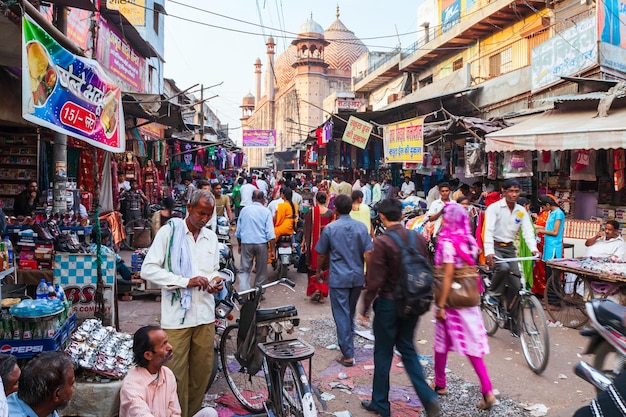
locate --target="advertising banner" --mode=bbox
[243,129,276,147]
[341,116,372,149]
[384,117,424,163]
[22,15,125,153]
[106,0,146,26]
[96,16,145,92]
[441,0,461,33]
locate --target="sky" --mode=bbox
[163,0,420,144]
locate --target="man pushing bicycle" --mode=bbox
[483,179,539,334]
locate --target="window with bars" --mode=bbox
[489,47,512,77]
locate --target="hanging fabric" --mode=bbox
[464,142,486,177]
[537,150,555,172]
[570,149,597,181]
[502,151,533,178]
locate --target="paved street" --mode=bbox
[115,245,598,416]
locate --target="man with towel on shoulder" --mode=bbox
[142,189,223,417]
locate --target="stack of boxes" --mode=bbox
[597,205,626,238]
[17,229,54,270]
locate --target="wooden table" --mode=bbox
[545,258,626,328]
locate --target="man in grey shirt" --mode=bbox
[315,194,372,367]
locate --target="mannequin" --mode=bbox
[123,151,142,189]
[142,159,161,204]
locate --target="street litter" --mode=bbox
[329,382,353,390]
[320,392,335,401]
[338,372,347,380]
[334,411,352,417]
[299,327,310,332]
[558,374,568,379]
[355,330,375,341]
[326,343,339,350]
[524,403,549,416]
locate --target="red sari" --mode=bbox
[304,205,335,297]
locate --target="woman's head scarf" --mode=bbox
[435,203,478,266]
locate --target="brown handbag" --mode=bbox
[433,265,480,308]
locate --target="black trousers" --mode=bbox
[490,244,522,316]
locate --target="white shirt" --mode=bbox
[401,181,415,197]
[0,376,7,417]
[352,180,362,191]
[256,179,269,196]
[240,183,256,206]
[268,198,284,216]
[118,180,130,193]
[141,220,220,329]
[291,191,303,207]
[585,236,626,258]
[427,199,453,236]
[362,185,372,206]
[483,198,538,256]
[426,186,440,208]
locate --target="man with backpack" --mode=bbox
[359,198,441,417]
[315,194,372,367]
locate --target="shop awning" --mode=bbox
[485,107,626,152]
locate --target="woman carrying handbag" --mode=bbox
[431,203,496,410]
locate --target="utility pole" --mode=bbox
[52,5,67,214]
[199,84,204,140]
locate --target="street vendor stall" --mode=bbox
[545,257,626,329]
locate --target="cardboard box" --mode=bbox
[19,260,38,270]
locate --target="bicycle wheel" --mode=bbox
[220,324,269,412]
[124,219,153,251]
[280,361,316,417]
[519,294,550,374]
[544,272,588,328]
[480,299,499,337]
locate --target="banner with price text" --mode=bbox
[22,15,125,152]
[383,117,424,163]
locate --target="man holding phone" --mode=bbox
[142,189,224,417]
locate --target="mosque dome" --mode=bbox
[242,92,255,106]
[324,18,368,71]
[298,17,325,39]
[271,14,367,89]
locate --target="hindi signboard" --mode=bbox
[22,15,125,153]
[243,129,276,147]
[106,0,146,26]
[341,116,372,149]
[384,117,424,163]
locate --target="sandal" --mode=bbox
[336,357,354,367]
[477,393,496,410]
[311,290,321,302]
[429,382,447,395]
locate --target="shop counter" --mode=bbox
[60,378,122,417]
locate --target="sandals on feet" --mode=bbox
[336,356,354,367]
[477,393,496,410]
[429,382,447,395]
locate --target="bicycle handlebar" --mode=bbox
[235,278,296,298]
[493,255,539,263]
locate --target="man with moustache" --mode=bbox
[7,351,75,417]
[119,325,217,417]
[141,189,223,417]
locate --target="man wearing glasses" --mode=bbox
[483,179,539,333]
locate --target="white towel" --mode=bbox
[166,218,193,324]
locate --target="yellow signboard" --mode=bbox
[341,116,372,149]
[384,117,424,163]
[106,0,146,26]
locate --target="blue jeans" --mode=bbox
[371,297,437,416]
[329,286,361,360]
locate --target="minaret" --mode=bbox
[266,36,275,103]
[254,58,262,108]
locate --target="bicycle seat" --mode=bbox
[256,305,298,324]
[594,298,626,334]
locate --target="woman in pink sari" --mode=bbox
[303,192,335,303]
[432,203,495,410]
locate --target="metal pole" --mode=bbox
[52,5,67,214]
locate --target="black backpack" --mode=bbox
[387,229,434,318]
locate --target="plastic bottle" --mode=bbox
[3,237,13,268]
[47,282,56,299]
[55,284,65,301]
[36,279,49,300]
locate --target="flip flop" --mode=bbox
[336,357,354,367]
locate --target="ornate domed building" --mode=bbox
[241,9,368,168]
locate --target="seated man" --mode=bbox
[7,351,75,417]
[584,220,626,259]
[119,325,217,417]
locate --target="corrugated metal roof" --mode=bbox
[534,92,606,102]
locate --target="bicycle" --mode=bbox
[220,278,318,417]
[479,256,550,374]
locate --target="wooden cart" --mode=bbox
[544,258,626,328]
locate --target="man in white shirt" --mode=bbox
[141,189,223,417]
[585,220,626,258]
[290,182,303,207]
[426,181,441,208]
[240,177,257,207]
[484,179,538,332]
[370,178,382,205]
[399,177,415,198]
[268,196,284,216]
[256,175,269,197]
[426,182,453,237]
